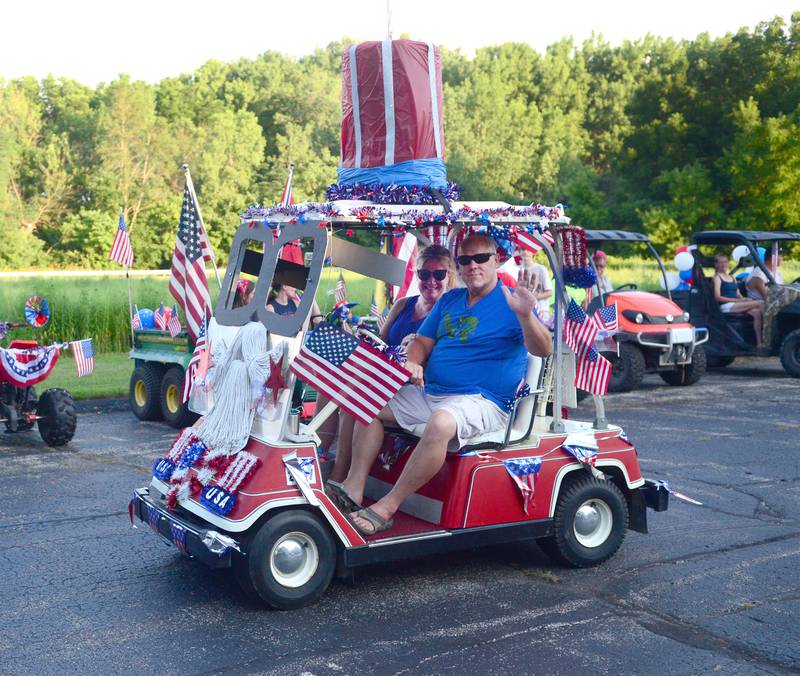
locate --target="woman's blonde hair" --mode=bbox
[416,244,456,289]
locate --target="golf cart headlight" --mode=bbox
[682,311,690,322]
[666,314,674,323]
[634,312,644,324]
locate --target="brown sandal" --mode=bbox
[348,506,394,536]
[324,480,362,513]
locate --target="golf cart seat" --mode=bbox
[391,354,545,451]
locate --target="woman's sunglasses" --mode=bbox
[456,252,494,266]
[417,269,448,281]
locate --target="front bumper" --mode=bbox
[129,487,240,569]
[628,479,670,534]
[635,327,709,366]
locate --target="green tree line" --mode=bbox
[1,14,798,270]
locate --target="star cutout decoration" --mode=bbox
[265,355,286,406]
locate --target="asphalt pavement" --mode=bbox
[1,358,799,675]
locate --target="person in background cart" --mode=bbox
[713,253,765,350]
[746,247,784,301]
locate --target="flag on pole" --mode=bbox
[391,232,419,300]
[109,209,134,267]
[592,303,618,332]
[290,323,410,426]
[280,163,294,207]
[377,307,389,331]
[564,300,599,360]
[169,183,212,342]
[502,457,542,514]
[574,345,612,396]
[154,303,167,330]
[334,272,348,308]
[167,304,182,338]
[131,304,142,330]
[182,314,207,402]
[369,295,379,318]
[511,227,555,255]
[71,339,94,377]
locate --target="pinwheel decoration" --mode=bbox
[24,295,50,328]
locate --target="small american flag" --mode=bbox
[71,338,94,377]
[109,210,134,267]
[290,323,410,425]
[511,227,555,255]
[502,457,542,514]
[131,305,142,330]
[334,272,347,308]
[369,295,379,318]
[574,345,612,396]
[564,300,598,360]
[169,182,212,342]
[182,315,207,402]
[167,304,182,338]
[154,303,167,330]
[377,307,389,331]
[593,303,618,332]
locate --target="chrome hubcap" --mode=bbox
[269,532,319,588]
[573,500,613,548]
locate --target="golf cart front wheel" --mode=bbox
[238,509,335,610]
[779,329,800,378]
[605,343,645,392]
[36,388,77,446]
[539,476,628,568]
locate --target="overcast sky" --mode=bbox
[2,0,796,86]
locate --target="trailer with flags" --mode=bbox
[130,38,672,611]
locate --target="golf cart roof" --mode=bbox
[584,230,650,243]
[241,200,570,227]
[691,231,800,245]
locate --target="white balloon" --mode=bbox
[660,271,682,290]
[674,251,694,271]
[731,245,749,263]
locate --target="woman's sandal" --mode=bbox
[324,480,362,513]
[348,507,394,536]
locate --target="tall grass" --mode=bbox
[3,258,797,352]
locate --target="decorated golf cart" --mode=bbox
[129,38,670,609]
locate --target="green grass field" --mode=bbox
[34,351,131,400]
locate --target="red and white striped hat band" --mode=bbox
[340,39,445,170]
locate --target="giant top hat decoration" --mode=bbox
[326,39,461,204]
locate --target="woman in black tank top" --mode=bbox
[712,253,765,348]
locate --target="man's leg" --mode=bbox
[328,412,355,483]
[351,409,457,529]
[340,406,397,505]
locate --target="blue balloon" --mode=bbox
[136,308,155,329]
[676,282,690,291]
[679,269,693,281]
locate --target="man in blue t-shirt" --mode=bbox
[339,233,553,536]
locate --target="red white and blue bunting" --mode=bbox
[502,456,543,514]
[0,345,60,387]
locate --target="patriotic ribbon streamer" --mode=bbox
[656,479,703,506]
[561,444,605,480]
[201,452,260,516]
[502,457,543,514]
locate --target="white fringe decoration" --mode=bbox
[196,322,273,457]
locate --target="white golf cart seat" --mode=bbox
[396,353,545,451]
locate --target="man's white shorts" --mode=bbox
[387,385,508,451]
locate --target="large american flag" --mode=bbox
[290,323,410,425]
[511,227,555,255]
[71,338,94,377]
[182,314,207,402]
[108,210,134,267]
[169,183,212,342]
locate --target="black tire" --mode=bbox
[706,355,735,369]
[36,388,77,447]
[3,386,37,432]
[779,329,800,378]
[539,476,628,568]
[159,366,199,428]
[605,343,645,392]
[658,345,706,386]
[129,363,164,421]
[239,510,336,610]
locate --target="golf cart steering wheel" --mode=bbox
[615,283,638,291]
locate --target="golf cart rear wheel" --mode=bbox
[659,345,706,386]
[605,343,645,392]
[779,329,800,378]
[539,476,628,568]
[129,364,164,421]
[240,509,335,610]
[159,366,198,428]
[36,388,77,447]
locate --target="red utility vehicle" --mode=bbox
[130,206,669,609]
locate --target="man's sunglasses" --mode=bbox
[456,252,494,266]
[417,269,448,281]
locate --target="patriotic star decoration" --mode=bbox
[264,355,286,406]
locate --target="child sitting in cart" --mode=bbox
[334,234,553,536]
